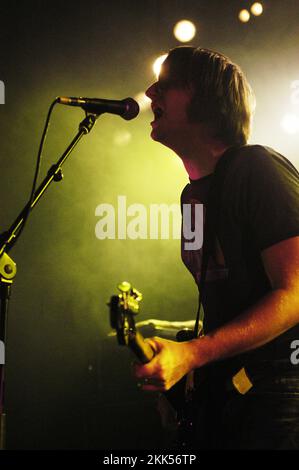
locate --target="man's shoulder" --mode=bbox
[223,144,299,182]
[226,144,283,169]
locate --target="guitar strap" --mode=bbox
[193,145,242,339]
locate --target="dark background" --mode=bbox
[0,0,298,449]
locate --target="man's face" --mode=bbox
[145,73,194,151]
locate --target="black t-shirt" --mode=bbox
[181,144,299,367]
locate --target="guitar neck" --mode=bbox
[128,330,155,364]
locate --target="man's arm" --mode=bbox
[134,236,299,391]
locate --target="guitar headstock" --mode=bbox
[108,281,143,346]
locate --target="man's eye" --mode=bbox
[157,79,182,92]
[157,80,170,91]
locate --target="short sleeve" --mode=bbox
[230,146,299,250]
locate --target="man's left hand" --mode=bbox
[133,336,196,392]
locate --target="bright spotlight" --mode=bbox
[281,113,299,135]
[134,92,151,112]
[251,2,263,16]
[239,9,250,23]
[153,54,168,79]
[173,20,196,43]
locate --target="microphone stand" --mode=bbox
[0,112,98,449]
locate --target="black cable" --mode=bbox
[9,98,59,246]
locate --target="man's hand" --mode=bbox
[133,336,196,392]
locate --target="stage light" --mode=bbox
[153,54,168,79]
[173,20,196,43]
[251,2,263,16]
[280,113,299,135]
[239,9,250,23]
[134,92,151,112]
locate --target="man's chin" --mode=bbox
[150,127,164,143]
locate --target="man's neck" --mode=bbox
[180,142,231,180]
[165,123,231,179]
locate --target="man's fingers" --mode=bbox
[133,356,160,379]
[137,377,165,392]
[139,384,165,392]
[144,336,163,354]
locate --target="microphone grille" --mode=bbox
[122,98,140,120]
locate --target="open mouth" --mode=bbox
[153,106,163,121]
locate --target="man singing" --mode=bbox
[134,46,299,449]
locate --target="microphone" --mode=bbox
[57,96,139,120]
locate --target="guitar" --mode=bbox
[108,281,198,448]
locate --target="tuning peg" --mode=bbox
[117,281,131,293]
[131,287,142,301]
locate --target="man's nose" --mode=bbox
[145,82,158,100]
